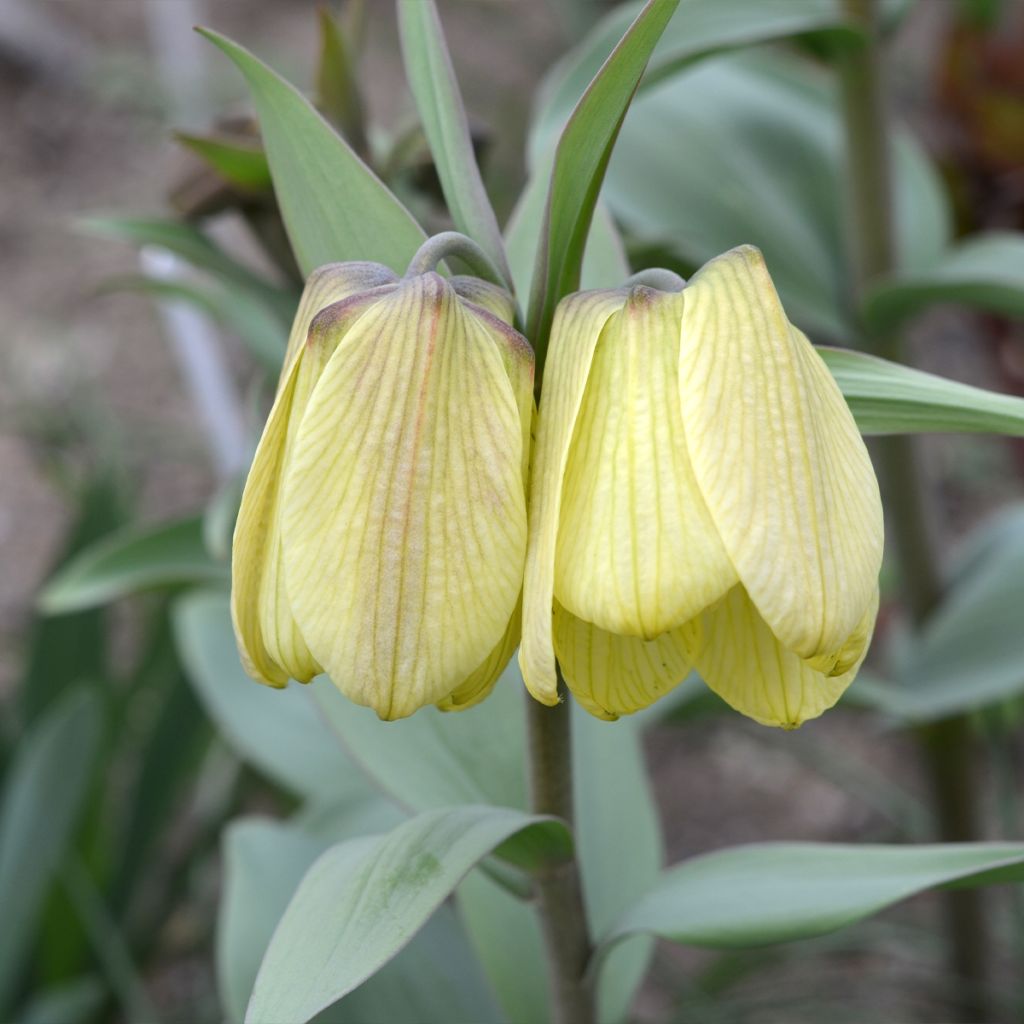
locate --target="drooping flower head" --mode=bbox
[232,259,532,720]
[520,246,883,728]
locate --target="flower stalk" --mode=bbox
[838,1,989,1017]
[527,687,596,1024]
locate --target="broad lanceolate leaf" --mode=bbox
[527,0,680,350]
[313,661,529,812]
[574,705,661,1022]
[864,231,1024,331]
[173,590,364,804]
[865,510,1024,723]
[599,841,1024,956]
[199,29,425,275]
[599,51,949,341]
[820,345,1024,437]
[532,0,858,159]
[398,0,511,287]
[0,689,102,1013]
[38,516,225,614]
[246,807,571,1024]
[220,818,497,1024]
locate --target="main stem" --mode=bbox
[527,691,596,1024]
[839,2,989,1018]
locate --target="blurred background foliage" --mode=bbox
[3,0,1024,1021]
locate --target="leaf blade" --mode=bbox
[397,0,511,286]
[820,345,1024,436]
[198,28,425,275]
[600,841,1024,954]
[246,807,570,1024]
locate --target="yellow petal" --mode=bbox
[519,289,627,705]
[451,276,517,325]
[231,287,390,687]
[437,601,522,712]
[281,274,529,720]
[689,584,878,728]
[679,246,883,661]
[555,286,737,639]
[278,262,398,385]
[553,603,693,720]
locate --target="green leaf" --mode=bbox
[312,663,529,811]
[38,516,225,614]
[456,870,550,1024]
[819,345,1024,436]
[598,51,949,340]
[599,841,1024,954]
[0,689,102,1013]
[246,807,571,1024]
[198,29,425,276]
[314,6,367,156]
[532,0,859,160]
[220,816,495,1024]
[864,231,1024,331]
[80,216,288,308]
[175,131,273,191]
[574,706,662,1022]
[173,590,363,803]
[867,513,1024,723]
[397,0,511,287]
[99,274,288,372]
[527,0,680,347]
[505,161,630,302]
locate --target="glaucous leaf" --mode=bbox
[246,807,571,1024]
[398,0,511,286]
[574,705,662,1022]
[600,841,1024,953]
[819,345,1024,436]
[199,29,425,275]
[598,51,949,341]
[312,660,529,811]
[173,590,363,803]
[38,517,225,614]
[864,231,1024,331]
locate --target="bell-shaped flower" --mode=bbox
[520,246,883,728]
[232,262,532,720]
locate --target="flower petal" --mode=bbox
[555,286,737,639]
[553,603,692,720]
[450,276,517,325]
[679,246,883,660]
[519,289,626,705]
[689,584,878,728]
[437,601,522,712]
[281,274,528,720]
[231,286,390,687]
[278,262,398,383]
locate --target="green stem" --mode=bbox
[838,2,989,1017]
[405,231,507,288]
[526,690,595,1024]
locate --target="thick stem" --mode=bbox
[623,267,687,292]
[526,692,596,1024]
[838,2,989,1018]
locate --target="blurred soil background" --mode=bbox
[2,1,1024,1022]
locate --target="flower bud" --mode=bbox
[232,263,532,720]
[521,246,883,728]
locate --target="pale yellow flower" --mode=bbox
[520,246,883,728]
[232,264,532,720]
